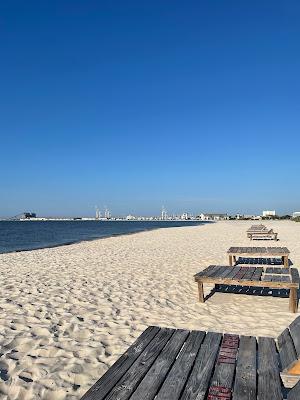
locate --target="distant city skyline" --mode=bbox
[0,205,297,220]
[1,1,300,216]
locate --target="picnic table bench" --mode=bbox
[247,225,279,240]
[81,320,300,400]
[194,265,299,312]
[247,224,267,234]
[227,247,290,268]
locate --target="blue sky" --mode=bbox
[1,1,300,217]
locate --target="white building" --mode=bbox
[262,210,276,217]
[292,212,300,219]
[200,213,229,221]
[126,214,136,220]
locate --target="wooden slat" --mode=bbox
[225,266,241,279]
[155,331,206,400]
[232,336,256,400]
[209,334,239,395]
[228,247,289,257]
[205,266,225,278]
[265,268,290,274]
[130,329,189,400]
[181,332,222,400]
[195,265,217,278]
[252,267,263,281]
[289,316,300,357]
[105,328,174,400]
[291,268,300,284]
[210,266,227,278]
[80,326,160,400]
[287,380,300,400]
[257,337,283,400]
[277,328,298,372]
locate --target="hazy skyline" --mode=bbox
[1,1,300,217]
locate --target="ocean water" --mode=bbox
[0,220,208,254]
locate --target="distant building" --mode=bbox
[181,212,189,220]
[236,214,261,220]
[21,212,37,219]
[262,210,276,217]
[126,214,136,220]
[200,213,229,221]
[292,212,300,219]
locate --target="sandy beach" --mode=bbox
[0,220,299,399]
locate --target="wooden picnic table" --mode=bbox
[81,323,300,400]
[247,224,268,233]
[194,265,299,312]
[227,246,290,267]
[247,225,278,240]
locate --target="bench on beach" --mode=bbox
[247,224,268,235]
[227,247,290,268]
[194,265,299,313]
[247,225,278,241]
[80,321,300,400]
[250,232,278,240]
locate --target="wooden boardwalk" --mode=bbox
[81,324,300,400]
[227,247,290,267]
[194,265,299,312]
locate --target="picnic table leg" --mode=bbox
[197,281,204,303]
[229,255,233,266]
[289,288,298,313]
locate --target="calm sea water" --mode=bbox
[0,220,208,254]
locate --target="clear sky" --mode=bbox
[1,1,300,217]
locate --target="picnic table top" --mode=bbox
[194,265,299,288]
[227,246,289,256]
[247,224,269,232]
[80,325,294,400]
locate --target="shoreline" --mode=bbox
[0,220,211,255]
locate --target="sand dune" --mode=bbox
[0,220,299,399]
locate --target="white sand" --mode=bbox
[0,220,299,399]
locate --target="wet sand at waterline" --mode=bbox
[0,220,299,399]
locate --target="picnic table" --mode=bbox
[227,246,290,267]
[81,322,300,400]
[194,265,299,312]
[247,224,268,233]
[247,225,278,240]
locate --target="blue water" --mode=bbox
[0,220,208,254]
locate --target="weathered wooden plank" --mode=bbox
[232,336,256,400]
[241,267,256,280]
[209,334,239,394]
[206,265,225,278]
[265,268,290,275]
[195,265,217,278]
[257,337,282,400]
[181,332,222,400]
[278,328,298,372]
[279,276,291,283]
[289,316,300,357]
[291,268,300,284]
[228,247,289,257]
[104,328,174,400]
[155,331,206,400]
[251,267,263,281]
[225,267,241,279]
[80,326,160,400]
[130,329,189,400]
[287,380,300,400]
[218,267,238,279]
